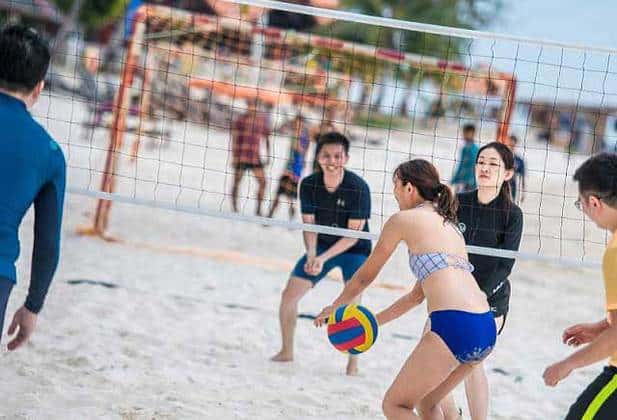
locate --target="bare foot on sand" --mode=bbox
[271,351,293,362]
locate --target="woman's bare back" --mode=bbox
[395,207,490,314]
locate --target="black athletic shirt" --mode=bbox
[457,191,523,316]
[300,170,371,255]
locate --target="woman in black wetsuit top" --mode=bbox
[442,141,524,420]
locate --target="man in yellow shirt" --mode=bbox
[543,153,617,419]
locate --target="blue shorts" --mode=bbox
[291,249,368,286]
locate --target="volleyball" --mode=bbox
[326,304,378,354]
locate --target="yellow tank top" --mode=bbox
[603,234,617,366]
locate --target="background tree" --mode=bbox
[52,0,127,36]
[318,0,503,60]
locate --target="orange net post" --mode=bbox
[78,9,147,238]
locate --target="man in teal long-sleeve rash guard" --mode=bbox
[0,25,66,351]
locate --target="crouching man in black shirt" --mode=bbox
[271,133,371,376]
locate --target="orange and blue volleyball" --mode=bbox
[326,304,378,354]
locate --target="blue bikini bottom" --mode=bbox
[430,309,496,364]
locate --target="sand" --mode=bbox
[0,90,610,419]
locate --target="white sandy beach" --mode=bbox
[0,91,611,419]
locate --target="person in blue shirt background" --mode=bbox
[0,25,66,351]
[268,113,311,220]
[451,124,480,193]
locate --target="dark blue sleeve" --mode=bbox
[349,179,371,220]
[299,177,316,214]
[25,151,66,314]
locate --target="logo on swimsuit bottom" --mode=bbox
[491,281,505,295]
[458,222,466,233]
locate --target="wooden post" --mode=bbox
[78,7,148,238]
[497,74,517,143]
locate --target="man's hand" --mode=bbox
[543,360,574,387]
[563,322,605,347]
[304,255,316,274]
[304,255,325,276]
[6,306,37,351]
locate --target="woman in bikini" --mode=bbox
[315,159,496,419]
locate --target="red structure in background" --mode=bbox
[82,4,517,238]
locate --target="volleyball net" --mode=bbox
[36,0,617,266]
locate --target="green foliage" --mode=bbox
[51,0,127,29]
[317,0,502,59]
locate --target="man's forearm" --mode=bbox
[303,231,318,256]
[26,254,58,314]
[318,237,359,261]
[566,325,617,370]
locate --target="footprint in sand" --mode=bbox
[122,347,139,358]
[17,366,35,377]
[65,356,90,368]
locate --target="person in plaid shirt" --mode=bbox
[231,99,271,215]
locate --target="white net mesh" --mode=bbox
[37,1,617,265]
